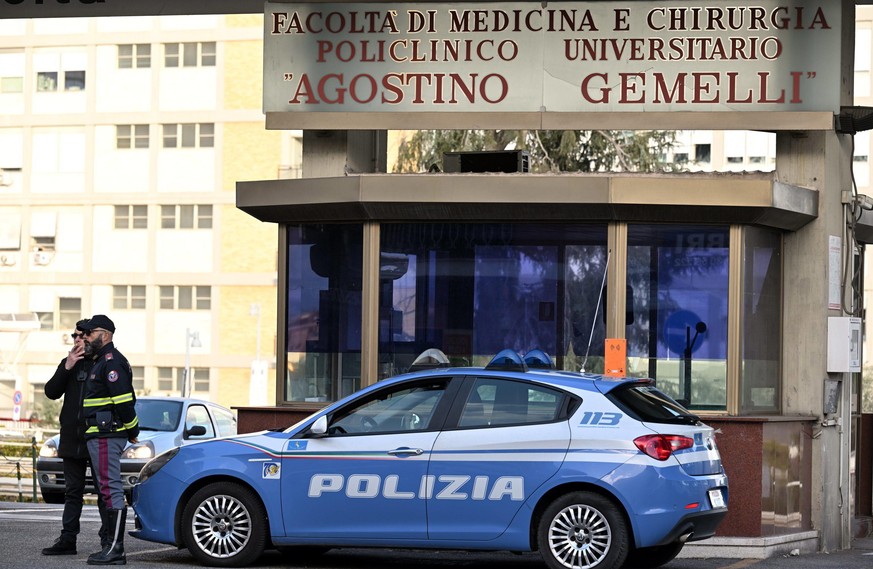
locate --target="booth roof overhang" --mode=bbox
[237,172,820,232]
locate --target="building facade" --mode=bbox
[0,14,297,421]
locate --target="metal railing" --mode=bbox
[0,438,38,502]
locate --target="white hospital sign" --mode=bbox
[263,1,841,129]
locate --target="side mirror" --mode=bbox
[185,425,207,438]
[310,415,328,436]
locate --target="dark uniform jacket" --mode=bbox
[44,357,93,459]
[82,342,139,440]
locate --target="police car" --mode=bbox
[130,349,728,569]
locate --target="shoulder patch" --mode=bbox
[108,370,119,382]
[105,353,114,360]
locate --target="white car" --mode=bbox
[37,396,236,504]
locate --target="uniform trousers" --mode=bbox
[86,437,127,510]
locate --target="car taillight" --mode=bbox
[634,434,694,461]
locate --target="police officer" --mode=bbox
[80,314,139,566]
[42,320,108,556]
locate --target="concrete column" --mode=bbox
[776,0,855,551]
[302,130,387,177]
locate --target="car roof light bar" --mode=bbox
[523,349,554,369]
[485,349,527,372]
[409,348,451,371]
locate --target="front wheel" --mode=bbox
[181,482,267,567]
[537,491,628,569]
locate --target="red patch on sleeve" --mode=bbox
[105,353,113,360]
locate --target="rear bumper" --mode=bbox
[657,507,729,545]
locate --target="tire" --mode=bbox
[181,482,267,567]
[537,491,629,569]
[41,490,64,504]
[623,542,684,569]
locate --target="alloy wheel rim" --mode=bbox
[547,504,612,569]
[191,494,252,559]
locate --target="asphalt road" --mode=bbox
[1,501,872,569]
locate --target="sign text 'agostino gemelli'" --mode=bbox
[262,1,840,118]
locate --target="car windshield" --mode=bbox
[135,400,183,432]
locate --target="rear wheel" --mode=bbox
[537,491,628,569]
[623,542,685,568]
[181,482,267,567]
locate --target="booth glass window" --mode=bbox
[285,224,363,403]
[626,225,729,411]
[740,227,782,413]
[378,223,608,377]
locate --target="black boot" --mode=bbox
[87,508,126,565]
[97,499,110,549]
[42,536,76,555]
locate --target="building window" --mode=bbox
[0,76,23,93]
[59,297,81,330]
[157,366,180,392]
[36,71,57,92]
[673,152,688,164]
[694,144,711,164]
[159,285,211,310]
[132,366,145,392]
[64,70,85,91]
[626,225,729,411]
[114,205,148,229]
[157,366,208,393]
[163,42,216,67]
[36,69,85,92]
[190,367,209,393]
[116,125,149,149]
[35,311,53,330]
[161,204,213,229]
[113,285,146,310]
[162,123,214,148]
[118,44,151,69]
[740,227,782,413]
[727,156,744,164]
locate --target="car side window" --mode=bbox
[185,404,215,439]
[458,377,563,428]
[212,407,238,437]
[328,380,448,435]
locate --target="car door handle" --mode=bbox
[387,447,423,456]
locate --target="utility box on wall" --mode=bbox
[827,317,862,373]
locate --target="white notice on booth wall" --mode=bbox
[828,235,841,310]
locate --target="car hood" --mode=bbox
[130,430,183,454]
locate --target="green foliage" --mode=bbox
[394,129,680,173]
[32,399,61,430]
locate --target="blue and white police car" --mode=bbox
[130,349,728,569]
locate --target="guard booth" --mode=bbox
[234,0,873,557]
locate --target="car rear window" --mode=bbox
[607,384,701,425]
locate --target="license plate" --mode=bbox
[708,488,725,509]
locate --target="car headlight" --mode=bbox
[39,439,58,458]
[122,441,155,460]
[138,447,180,484]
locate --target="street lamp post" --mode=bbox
[183,328,201,398]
